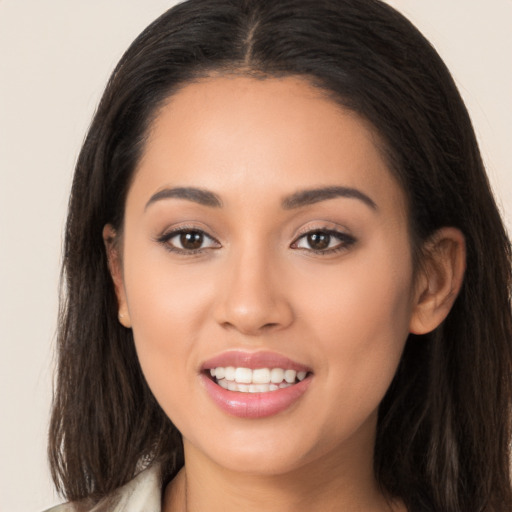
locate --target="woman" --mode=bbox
[47,0,512,511]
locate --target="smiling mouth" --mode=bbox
[207,367,310,393]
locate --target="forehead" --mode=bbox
[131,75,405,215]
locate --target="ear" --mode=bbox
[409,227,466,335]
[103,224,132,328]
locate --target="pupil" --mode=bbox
[308,232,330,250]
[180,231,203,249]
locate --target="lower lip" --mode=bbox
[201,374,312,418]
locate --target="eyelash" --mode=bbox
[291,228,356,255]
[156,226,356,256]
[156,226,220,255]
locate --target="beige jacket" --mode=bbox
[43,464,162,512]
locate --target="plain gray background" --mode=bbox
[0,1,510,511]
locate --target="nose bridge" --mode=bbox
[215,239,293,334]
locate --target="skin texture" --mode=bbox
[105,76,465,512]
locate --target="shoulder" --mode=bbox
[43,463,163,512]
[43,505,75,512]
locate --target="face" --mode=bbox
[112,76,418,477]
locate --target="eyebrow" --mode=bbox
[282,186,377,211]
[145,187,223,210]
[144,185,377,211]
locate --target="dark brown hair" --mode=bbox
[49,1,512,510]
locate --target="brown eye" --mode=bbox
[293,229,356,254]
[306,232,330,250]
[180,231,204,250]
[158,228,220,253]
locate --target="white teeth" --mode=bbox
[235,367,253,383]
[284,370,297,383]
[249,384,268,393]
[252,368,270,384]
[210,366,310,390]
[216,381,293,393]
[270,368,285,383]
[224,366,236,381]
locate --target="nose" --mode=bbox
[213,247,294,336]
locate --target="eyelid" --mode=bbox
[154,222,356,256]
[290,224,357,255]
[292,221,353,241]
[156,224,222,254]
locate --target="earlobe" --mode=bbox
[409,227,466,335]
[102,224,132,328]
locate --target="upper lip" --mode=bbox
[200,350,312,373]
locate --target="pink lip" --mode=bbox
[200,350,313,418]
[201,350,311,372]
[201,373,312,418]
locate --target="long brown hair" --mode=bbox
[49,1,512,510]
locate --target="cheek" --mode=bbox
[297,236,414,418]
[121,245,217,409]
[128,267,212,340]
[123,230,217,338]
